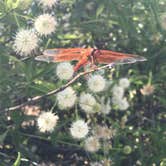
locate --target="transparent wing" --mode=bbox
[96,50,147,64]
[35,48,87,62]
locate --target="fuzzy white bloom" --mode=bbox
[100,97,111,115]
[57,87,77,110]
[34,14,57,36]
[56,62,74,80]
[70,120,89,139]
[37,111,59,133]
[112,85,124,99]
[84,136,100,152]
[119,78,130,89]
[112,97,129,110]
[117,97,129,110]
[14,29,38,56]
[79,93,99,114]
[38,0,57,9]
[87,75,106,92]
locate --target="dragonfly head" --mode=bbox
[88,49,101,64]
[91,49,101,58]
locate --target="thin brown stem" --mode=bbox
[1,64,112,112]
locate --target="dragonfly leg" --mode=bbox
[89,55,98,69]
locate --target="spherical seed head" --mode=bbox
[14,29,38,56]
[34,14,57,36]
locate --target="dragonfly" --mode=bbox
[35,48,147,72]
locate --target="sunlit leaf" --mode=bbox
[13,152,21,166]
[96,4,105,18]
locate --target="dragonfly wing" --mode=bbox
[35,48,86,63]
[96,50,147,65]
[35,54,55,63]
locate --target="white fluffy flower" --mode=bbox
[70,120,89,139]
[112,85,124,99]
[79,93,98,114]
[84,136,100,152]
[14,29,38,56]
[119,78,130,89]
[38,0,57,9]
[87,75,106,92]
[37,111,59,133]
[112,97,129,110]
[100,97,111,115]
[57,87,77,110]
[117,97,129,110]
[56,62,74,80]
[34,14,57,36]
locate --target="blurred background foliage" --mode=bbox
[0,0,166,165]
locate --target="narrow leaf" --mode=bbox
[13,152,21,166]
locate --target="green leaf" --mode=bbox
[160,158,166,166]
[57,33,81,40]
[96,4,105,18]
[0,131,8,144]
[6,0,20,9]
[13,152,21,166]
[0,1,6,13]
[11,111,23,125]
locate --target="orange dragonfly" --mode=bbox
[35,48,146,72]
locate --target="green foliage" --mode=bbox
[0,0,165,165]
[13,152,21,166]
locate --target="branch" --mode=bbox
[2,64,112,112]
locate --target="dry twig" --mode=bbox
[2,64,112,112]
